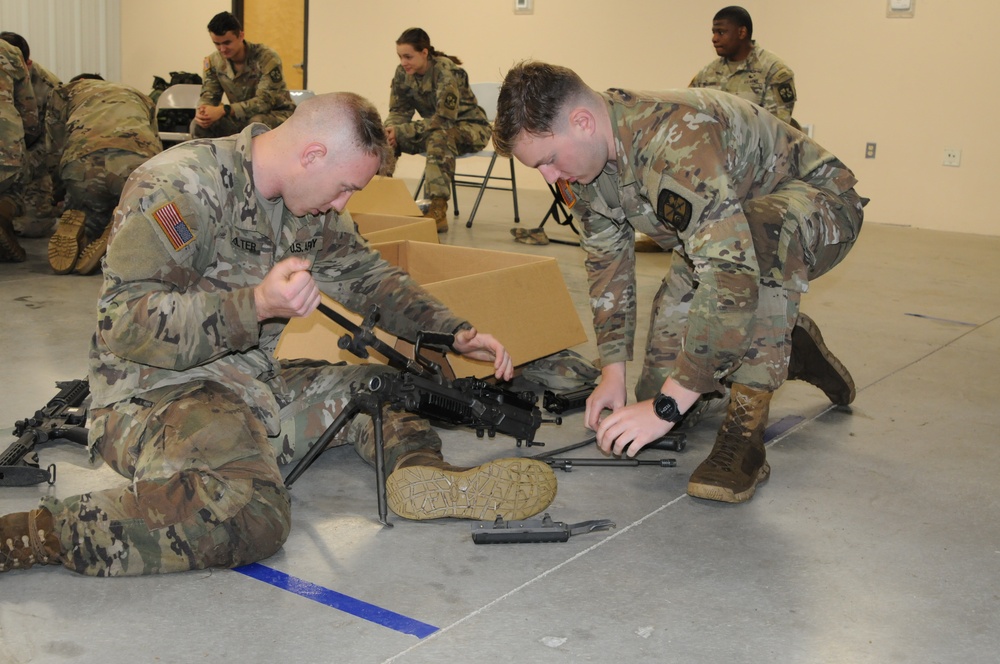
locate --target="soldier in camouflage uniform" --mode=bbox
[44,75,162,275]
[494,61,864,504]
[0,32,62,238]
[193,12,295,140]
[0,38,39,263]
[689,6,797,126]
[0,92,556,576]
[385,28,491,233]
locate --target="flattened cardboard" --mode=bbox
[345,176,423,217]
[275,241,587,378]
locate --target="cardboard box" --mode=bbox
[275,241,588,378]
[351,212,438,245]
[345,176,423,217]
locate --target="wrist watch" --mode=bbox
[652,393,684,423]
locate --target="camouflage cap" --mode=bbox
[520,348,601,391]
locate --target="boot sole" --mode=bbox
[792,314,856,405]
[75,225,111,275]
[687,461,771,503]
[48,211,87,274]
[386,458,557,521]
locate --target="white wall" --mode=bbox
[100,0,999,238]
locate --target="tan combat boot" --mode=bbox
[0,195,26,262]
[687,384,772,503]
[787,313,856,406]
[48,209,87,274]
[385,449,557,521]
[0,508,63,573]
[75,223,112,275]
[425,197,449,233]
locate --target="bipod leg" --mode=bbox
[284,400,362,488]
[358,392,393,528]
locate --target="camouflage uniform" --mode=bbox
[690,43,796,125]
[15,60,62,237]
[40,123,470,575]
[0,39,38,202]
[385,56,491,199]
[571,88,863,402]
[194,41,295,138]
[46,79,162,240]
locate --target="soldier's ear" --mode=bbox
[568,107,596,138]
[301,142,328,168]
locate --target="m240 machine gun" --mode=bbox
[283,304,549,525]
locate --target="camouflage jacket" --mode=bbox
[689,44,796,124]
[89,123,467,436]
[574,88,857,393]
[0,39,39,175]
[386,56,489,132]
[45,79,161,174]
[30,61,61,119]
[200,41,295,123]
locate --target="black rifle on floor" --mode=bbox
[283,304,550,524]
[1,379,90,487]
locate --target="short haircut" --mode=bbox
[70,73,105,82]
[208,11,242,36]
[294,92,394,175]
[0,31,29,61]
[714,6,753,38]
[493,60,589,158]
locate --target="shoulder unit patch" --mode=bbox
[656,190,693,233]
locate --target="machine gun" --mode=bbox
[1,379,90,487]
[283,304,549,525]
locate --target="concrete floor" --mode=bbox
[1,182,999,664]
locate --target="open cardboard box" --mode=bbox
[350,212,438,245]
[275,241,588,378]
[345,176,423,217]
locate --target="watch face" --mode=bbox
[654,394,681,422]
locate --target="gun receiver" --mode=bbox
[1,379,90,487]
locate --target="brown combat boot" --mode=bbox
[0,508,63,572]
[75,223,112,275]
[385,449,557,521]
[687,384,772,503]
[425,197,449,233]
[787,313,856,406]
[0,195,26,262]
[48,209,87,274]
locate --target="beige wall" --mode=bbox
[119,0,229,93]
[122,0,1000,236]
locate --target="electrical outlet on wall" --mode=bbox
[943,149,962,167]
[514,0,534,14]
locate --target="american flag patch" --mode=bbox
[152,202,194,250]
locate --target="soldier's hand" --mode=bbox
[595,400,672,457]
[254,257,320,321]
[385,126,397,148]
[584,363,627,432]
[452,328,513,381]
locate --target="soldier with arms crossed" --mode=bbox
[494,61,863,504]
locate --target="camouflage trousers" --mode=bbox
[391,120,491,199]
[60,148,149,239]
[635,185,864,400]
[13,143,58,237]
[191,110,293,139]
[40,361,440,576]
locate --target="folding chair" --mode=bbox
[415,82,520,228]
[155,84,202,144]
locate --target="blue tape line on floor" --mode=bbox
[764,415,804,442]
[234,562,439,638]
[904,312,976,326]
